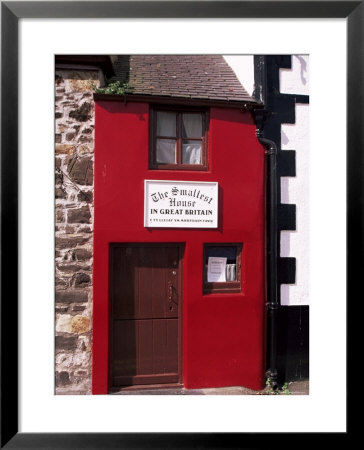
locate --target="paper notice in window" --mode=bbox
[207,257,227,282]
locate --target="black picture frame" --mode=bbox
[1,1,356,448]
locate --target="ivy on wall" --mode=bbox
[92,80,134,95]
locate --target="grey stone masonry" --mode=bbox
[55,68,104,394]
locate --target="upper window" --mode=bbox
[150,108,208,170]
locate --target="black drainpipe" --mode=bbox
[253,109,279,390]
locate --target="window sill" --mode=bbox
[149,164,209,171]
[203,282,241,295]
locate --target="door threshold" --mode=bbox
[110,383,183,394]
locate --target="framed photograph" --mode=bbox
[1,1,355,447]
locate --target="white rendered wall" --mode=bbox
[223,55,255,96]
[225,55,310,306]
[280,55,309,96]
[280,55,309,305]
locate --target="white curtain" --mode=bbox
[156,112,203,164]
[182,113,202,138]
[157,111,176,137]
[156,139,176,163]
[182,142,202,164]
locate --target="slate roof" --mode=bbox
[109,55,258,105]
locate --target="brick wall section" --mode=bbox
[55,68,103,394]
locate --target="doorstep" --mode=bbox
[111,380,309,395]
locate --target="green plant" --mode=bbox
[91,80,134,95]
[265,377,276,394]
[281,382,291,395]
[263,377,291,395]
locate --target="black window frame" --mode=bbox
[149,106,209,171]
[203,243,243,294]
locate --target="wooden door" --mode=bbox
[110,244,182,388]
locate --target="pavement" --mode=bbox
[112,380,309,395]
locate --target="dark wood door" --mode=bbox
[110,244,182,388]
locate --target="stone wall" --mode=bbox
[55,68,103,394]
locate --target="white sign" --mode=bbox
[144,180,218,228]
[207,257,227,282]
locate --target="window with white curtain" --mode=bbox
[150,108,208,170]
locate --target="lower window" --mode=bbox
[203,244,242,294]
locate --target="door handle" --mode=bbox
[168,281,173,303]
[167,281,174,311]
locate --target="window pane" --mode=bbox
[182,141,202,164]
[157,111,176,137]
[205,246,237,282]
[226,264,237,281]
[156,139,176,164]
[205,246,237,263]
[182,113,203,138]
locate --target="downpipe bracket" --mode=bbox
[266,302,279,311]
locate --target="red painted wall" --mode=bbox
[92,100,266,393]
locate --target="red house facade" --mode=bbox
[91,56,266,394]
